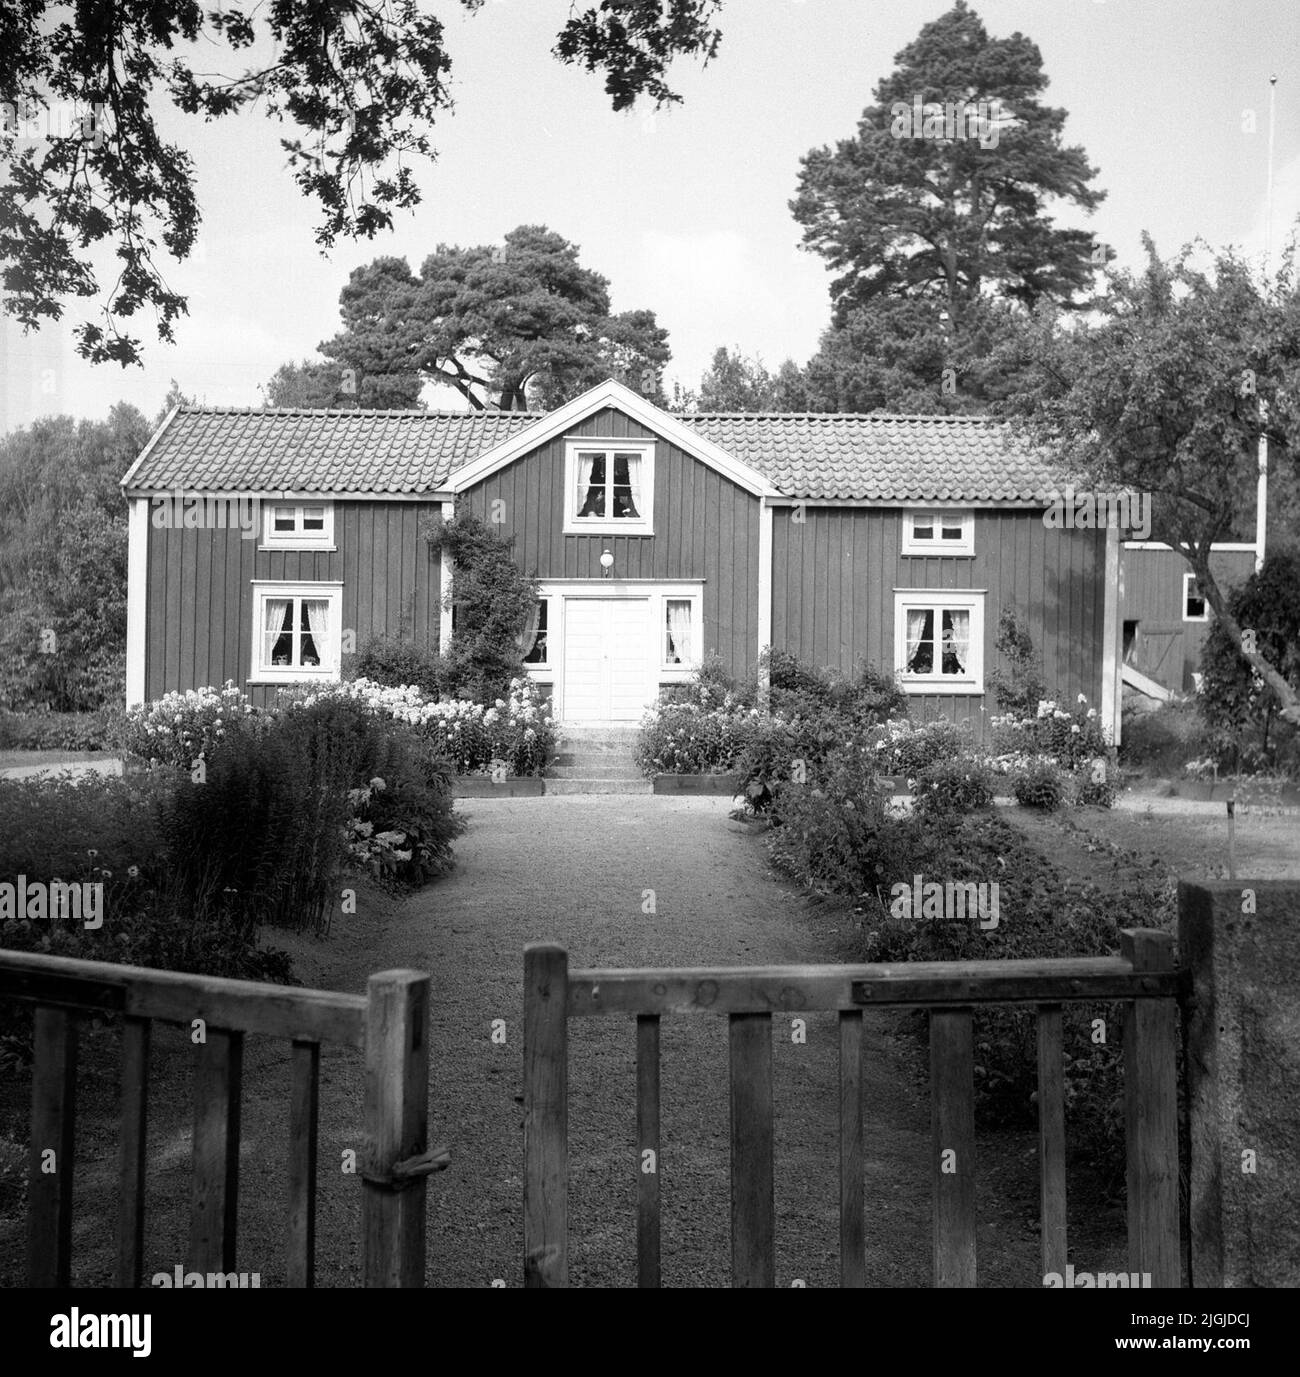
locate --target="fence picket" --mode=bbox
[930,1008,976,1288]
[1036,1004,1068,1281]
[28,1006,77,1287]
[839,1010,866,1288]
[729,1012,774,1287]
[188,1028,243,1274]
[524,944,568,1288]
[115,1016,151,1288]
[287,1038,321,1288]
[636,1014,661,1288]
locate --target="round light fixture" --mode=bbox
[599,549,614,576]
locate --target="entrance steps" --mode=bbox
[545,725,650,795]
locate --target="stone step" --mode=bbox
[556,727,640,744]
[551,743,638,759]
[543,777,654,796]
[548,761,644,780]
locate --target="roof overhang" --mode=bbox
[445,378,783,498]
[119,405,180,490]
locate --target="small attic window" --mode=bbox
[901,508,974,557]
[261,502,335,549]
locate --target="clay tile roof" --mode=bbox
[124,405,1065,503]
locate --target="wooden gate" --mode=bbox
[0,949,442,1287]
[523,930,1182,1287]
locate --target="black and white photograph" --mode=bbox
[1,0,1298,1333]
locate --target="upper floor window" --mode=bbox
[901,508,974,557]
[262,501,335,550]
[1183,574,1208,622]
[564,441,654,534]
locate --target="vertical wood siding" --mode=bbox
[1121,547,1255,690]
[459,407,762,679]
[771,506,1107,742]
[145,501,444,707]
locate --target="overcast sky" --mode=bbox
[2,0,1298,433]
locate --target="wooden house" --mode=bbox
[121,379,1124,742]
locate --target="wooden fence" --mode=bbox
[523,929,1182,1288]
[0,950,440,1287]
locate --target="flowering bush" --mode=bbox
[864,717,973,777]
[635,691,765,775]
[912,755,996,819]
[991,694,1110,771]
[1012,756,1068,811]
[121,681,259,769]
[282,676,554,776]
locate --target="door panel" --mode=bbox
[562,598,651,722]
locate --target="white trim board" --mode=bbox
[445,378,782,498]
[125,497,149,707]
[1122,541,1258,552]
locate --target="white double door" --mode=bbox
[562,596,653,723]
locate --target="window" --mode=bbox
[901,508,974,557]
[261,501,334,549]
[250,582,343,681]
[1183,574,1208,622]
[520,599,549,665]
[894,591,984,694]
[664,599,694,667]
[564,442,654,534]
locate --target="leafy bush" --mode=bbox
[1198,551,1300,776]
[1074,758,1120,807]
[912,755,996,819]
[1012,757,1068,811]
[353,635,446,698]
[426,509,539,702]
[866,716,972,776]
[635,698,763,775]
[0,706,126,751]
[1119,700,1209,776]
[988,607,1046,718]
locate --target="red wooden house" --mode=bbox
[121,379,1123,742]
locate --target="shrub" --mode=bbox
[353,635,446,698]
[988,607,1047,718]
[912,755,996,820]
[635,699,762,775]
[1119,700,1209,776]
[1074,758,1120,808]
[0,705,126,751]
[426,510,539,702]
[1012,757,1067,811]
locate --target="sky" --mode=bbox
[2,0,1298,433]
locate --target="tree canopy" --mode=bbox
[308,225,671,411]
[996,237,1300,723]
[676,346,809,412]
[1,0,725,366]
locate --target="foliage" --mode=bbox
[865,716,972,777]
[996,237,1300,723]
[1119,701,1211,777]
[0,406,149,711]
[988,607,1047,718]
[354,635,447,699]
[1198,552,1300,773]
[1011,756,1067,811]
[427,509,540,700]
[2,1,722,364]
[791,1,1104,323]
[676,346,810,412]
[635,688,763,776]
[0,706,126,752]
[262,358,373,410]
[992,694,1111,772]
[317,227,671,412]
[121,682,259,771]
[912,755,996,820]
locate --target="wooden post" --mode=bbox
[361,970,430,1288]
[524,944,568,1288]
[188,1028,244,1273]
[839,1010,866,1287]
[28,1006,77,1287]
[930,1008,976,1287]
[729,1012,775,1287]
[287,1037,321,1288]
[636,1014,661,1288]
[1036,1005,1068,1280]
[1120,929,1180,1287]
[115,1016,151,1288]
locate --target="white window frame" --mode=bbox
[1183,572,1209,622]
[249,581,344,684]
[521,595,554,681]
[562,441,655,535]
[260,500,335,550]
[901,507,975,557]
[893,588,985,695]
[662,596,698,672]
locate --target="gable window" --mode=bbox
[1183,574,1208,622]
[564,441,654,534]
[520,598,549,665]
[901,508,974,557]
[261,501,335,550]
[250,582,343,681]
[664,599,694,667]
[894,590,984,694]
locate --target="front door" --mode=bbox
[562,597,651,723]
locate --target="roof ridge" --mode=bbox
[176,405,543,418]
[682,411,998,422]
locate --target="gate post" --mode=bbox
[362,970,431,1287]
[524,944,568,1287]
[1120,928,1180,1287]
